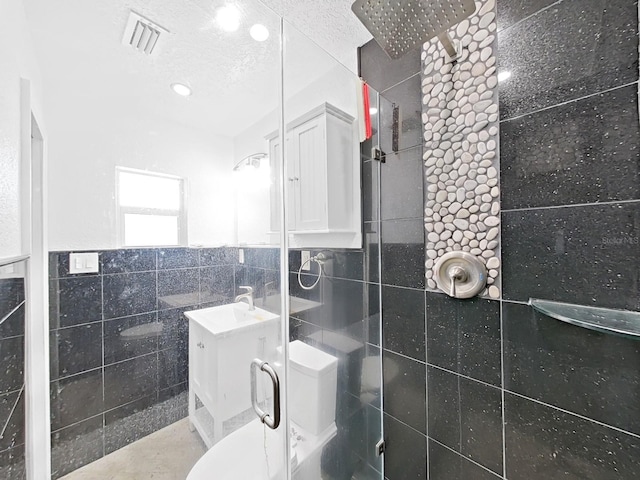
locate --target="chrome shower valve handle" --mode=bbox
[448,265,468,297]
[434,252,487,299]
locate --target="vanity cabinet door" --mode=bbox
[189,320,215,408]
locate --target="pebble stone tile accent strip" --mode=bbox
[422,0,501,299]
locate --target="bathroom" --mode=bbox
[1,0,639,479]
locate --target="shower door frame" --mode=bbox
[275,16,293,480]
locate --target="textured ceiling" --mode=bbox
[23,0,372,138]
[260,0,372,71]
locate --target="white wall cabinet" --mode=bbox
[268,103,361,249]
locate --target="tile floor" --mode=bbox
[60,419,206,480]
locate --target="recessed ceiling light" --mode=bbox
[498,71,512,82]
[216,5,241,32]
[369,107,378,115]
[171,83,192,96]
[250,24,269,42]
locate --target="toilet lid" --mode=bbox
[187,420,285,480]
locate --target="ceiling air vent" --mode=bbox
[122,11,169,56]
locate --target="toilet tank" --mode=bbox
[289,340,338,435]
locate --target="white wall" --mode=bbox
[0,0,44,258]
[46,99,236,251]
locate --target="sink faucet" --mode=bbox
[263,281,276,303]
[235,286,255,310]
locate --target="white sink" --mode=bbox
[185,302,279,338]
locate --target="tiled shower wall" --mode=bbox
[498,0,640,478]
[423,0,501,298]
[359,37,429,480]
[361,0,640,479]
[48,246,263,478]
[0,263,26,479]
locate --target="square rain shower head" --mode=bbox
[352,0,477,59]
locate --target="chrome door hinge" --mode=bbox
[372,148,386,163]
[376,439,385,457]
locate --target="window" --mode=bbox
[116,167,186,247]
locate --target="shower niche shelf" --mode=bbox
[530,298,640,340]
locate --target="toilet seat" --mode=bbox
[187,419,336,480]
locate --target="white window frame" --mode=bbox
[115,166,187,247]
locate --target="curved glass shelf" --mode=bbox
[530,298,640,340]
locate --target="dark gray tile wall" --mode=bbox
[362,33,503,480]
[497,0,640,478]
[360,0,640,478]
[48,246,251,478]
[0,267,26,479]
[498,0,639,120]
[504,392,640,480]
[422,295,504,478]
[500,85,640,210]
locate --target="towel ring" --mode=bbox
[297,252,332,290]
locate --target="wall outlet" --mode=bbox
[301,251,311,271]
[69,252,99,274]
[238,248,245,264]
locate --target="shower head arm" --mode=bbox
[438,32,461,63]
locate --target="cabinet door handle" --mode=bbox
[250,358,281,430]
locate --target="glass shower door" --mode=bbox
[183,2,291,480]
[282,22,385,480]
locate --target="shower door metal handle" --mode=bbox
[250,358,281,430]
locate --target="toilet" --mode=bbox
[187,340,338,480]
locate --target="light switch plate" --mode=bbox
[69,253,100,274]
[238,248,245,264]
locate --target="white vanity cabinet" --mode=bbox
[186,304,279,447]
[268,103,361,249]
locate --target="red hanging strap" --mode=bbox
[363,81,372,140]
